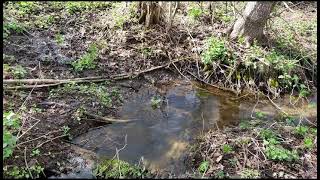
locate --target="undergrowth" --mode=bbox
[72,43,99,72]
[94,159,150,178]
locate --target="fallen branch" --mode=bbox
[83,112,137,123]
[4,58,189,90]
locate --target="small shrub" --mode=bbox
[201,36,228,65]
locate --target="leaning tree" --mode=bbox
[227,1,275,47]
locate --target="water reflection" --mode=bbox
[73,81,249,174]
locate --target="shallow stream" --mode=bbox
[71,80,281,176]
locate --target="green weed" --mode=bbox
[151,96,162,109]
[3,111,20,160]
[198,161,209,174]
[303,137,314,150]
[201,36,229,65]
[65,2,112,14]
[294,126,309,137]
[16,1,39,15]
[72,43,99,72]
[141,47,153,58]
[55,33,64,45]
[255,111,266,119]
[188,7,203,20]
[34,15,55,29]
[31,149,40,157]
[62,126,70,137]
[265,145,298,162]
[4,164,44,179]
[215,170,225,178]
[56,83,113,107]
[221,144,233,154]
[3,21,25,38]
[240,168,260,178]
[12,65,27,79]
[94,159,148,178]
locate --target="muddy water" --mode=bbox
[72,80,277,175]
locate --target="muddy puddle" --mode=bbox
[72,80,279,176]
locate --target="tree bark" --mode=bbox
[138,2,164,28]
[228,2,275,47]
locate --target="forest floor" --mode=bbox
[3,2,317,179]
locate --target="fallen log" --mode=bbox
[4,58,189,90]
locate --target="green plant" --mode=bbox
[34,15,55,29]
[221,144,233,154]
[3,111,20,160]
[12,65,27,78]
[284,116,296,126]
[4,165,44,178]
[198,161,209,174]
[16,1,39,15]
[239,121,251,130]
[3,21,25,38]
[62,126,70,137]
[65,2,112,14]
[54,83,112,107]
[303,137,313,150]
[228,158,237,167]
[188,7,202,20]
[265,145,298,162]
[294,126,309,137]
[298,84,310,97]
[31,149,40,157]
[3,65,27,79]
[151,96,162,109]
[259,129,277,141]
[113,14,129,29]
[215,170,225,178]
[72,43,99,71]
[201,36,228,65]
[255,111,266,119]
[141,47,153,58]
[94,159,147,178]
[240,168,260,178]
[111,88,123,102]
[307,102,316,109]
[55,33,64,45]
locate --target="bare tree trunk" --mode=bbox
[167,2,179,31]
[228,2,275,47]
[206,2,215,24]
[138,2,164,28]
